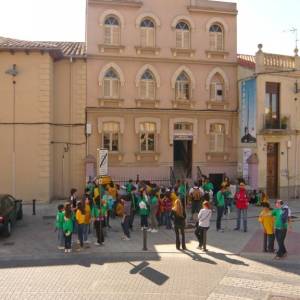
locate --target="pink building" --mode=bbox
[86,0,239,185]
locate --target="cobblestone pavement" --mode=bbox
[0,201,300,299]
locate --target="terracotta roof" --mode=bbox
[0,36,86,58]
[237,54,256,69]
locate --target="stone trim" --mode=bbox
[135,117,161,134]
[171,65,196,89]
[135,64,161,87]
[97,117,125,134]
[169,117,198,145]
[99,9,125,28]
[98,62,125,87]
[206,67,229,91]
[171,15,195,30]
[205,17,228,32]
[135,12,161,27]
[205,119,229,135]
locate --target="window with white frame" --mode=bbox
[140,19,155,48]
[209,24,224,51]
[175,72,190,100]
[210,73,224,101]
[103,68,120,98]
[176,22,190,49]
[104,16,120,45]
[140,122,156,152]
[102,122,120,152]
[209,123,225,152]
[139,70,156,99]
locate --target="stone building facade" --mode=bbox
[238,46,300,199]
[0,38,86,202]
[86,0,239,186]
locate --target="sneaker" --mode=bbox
[122,236,130,241]
[68,249,72,253]
[94,242,101,246]
[57,246,64,250]
[147,228,152,232]
[151,229,158,233]
[220,229,225,233]
[64,249,68,253]
[85,240,91,244]
[197,245,202,250]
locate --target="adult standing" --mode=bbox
[149,190,159,233]
[272,200,289,259]
[234,183,249,232]
[216,186,225,232]
[92,197,104,246]
[189,182,204,221]
[178,180,187,211]
[195,201,212,251]
[171,198,186,250]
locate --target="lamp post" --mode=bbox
[287,140,292,202]
[5,64,18,197]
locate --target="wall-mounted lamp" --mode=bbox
[295,81,300,94]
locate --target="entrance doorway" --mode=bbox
[173,140,192,179]
[267,143,279,198]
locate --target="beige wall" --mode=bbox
[0,52,87,202]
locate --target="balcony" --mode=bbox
[261,115,293,135]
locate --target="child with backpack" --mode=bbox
[189,183,203,221]
[258,202,275,253]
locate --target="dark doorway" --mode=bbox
[173,140,192,179]
[267,143,279,198]
[209,173,224,194]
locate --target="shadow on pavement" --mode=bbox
[181,249,217,265]
[129,261,169,286]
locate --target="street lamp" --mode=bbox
[287,140,292,202]
[5,64,18,197]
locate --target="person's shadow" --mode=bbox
[180,249,217,265]
[205,251,249,266]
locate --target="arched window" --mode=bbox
[175,71,190,100]
[102,122,120,152]
[139,70,156,99]
[209,23,224,51]
[103,68,120,98]
[140,18,155,48]
[210,73,225,101]
[104,16,120,45]
[140,122,156,152]
[209,123,225,152]
[176,22,190,49]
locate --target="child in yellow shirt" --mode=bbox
[258,202,275,253]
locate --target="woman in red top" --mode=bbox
[234,183,249,232]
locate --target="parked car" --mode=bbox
[0,194,23,237]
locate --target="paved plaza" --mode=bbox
[0,201,300,300]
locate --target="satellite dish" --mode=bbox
[5,64,18,77]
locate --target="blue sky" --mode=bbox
[0,0,299,55]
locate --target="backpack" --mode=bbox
[281,207,289,225]
[192,188,201,201]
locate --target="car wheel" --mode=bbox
[17,209,23,220]
[3,221,12,237]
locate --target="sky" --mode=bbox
[0,0,299,55]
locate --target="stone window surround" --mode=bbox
[206,67,229,92]
[135,64,161,88]
[135,13,161,28]
[98,62,125,87]
[98,117,125,134]
[134,117,161,134]
[169,118,198,145]
[171,15,195,30]
[99,10,125,28]
[205,119,230,136]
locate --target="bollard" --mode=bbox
[32,199,36,215]
[142,228,147,251]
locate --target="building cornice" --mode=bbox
[187,7,237,16]
[87,53,237,66]
[88,0,143,8]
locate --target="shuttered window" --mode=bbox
[210,82,224,101]
[140,70,156,99]
[176,22,190,49]
[103,122,120,152]
[140,19,155,48]
[104,16,120,45]
[175,72,190,100]
[103,68,120,98]
[209,24,224,51]
[209,123,225,152]
[140,122,156,152]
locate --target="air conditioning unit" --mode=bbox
[86,123,92,135]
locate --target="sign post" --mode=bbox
[98,149,108,176]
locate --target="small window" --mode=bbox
[140,122,156,152]
[209,123,225,152]
[103,68,120,98]
[209,23,224,51]
[140,70,156,99]
[210,73,225,101]
[175,72,190,100]
[174,123,193,131]
[104,16,120,45]
[102,122,120,152]
[176,22,190,49]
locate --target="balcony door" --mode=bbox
[265,82,280,129]
[267,143,279,198]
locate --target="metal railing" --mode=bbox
[170,167,176,187]
[263,115,290,130]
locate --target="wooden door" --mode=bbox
[267,143,278,198]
